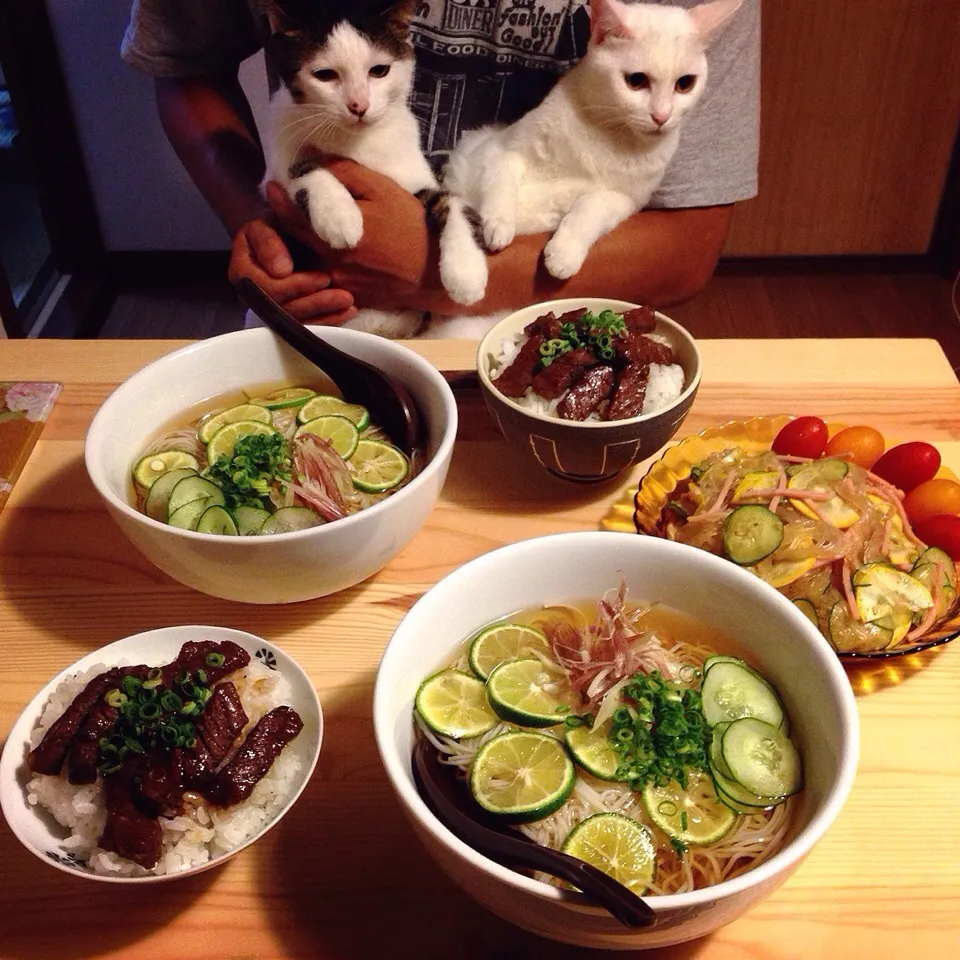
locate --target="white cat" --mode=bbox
[261,0,436,338]
[433,0,743,314]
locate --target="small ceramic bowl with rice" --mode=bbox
[477,298,701,483]
[0,625,322,883]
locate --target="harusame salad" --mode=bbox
[131,386,417,536]
[658,447,959,653]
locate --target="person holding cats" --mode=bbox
[121,0,759,330]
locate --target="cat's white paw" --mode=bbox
[441,250,488,306]
[311,200,363,250]
[483,216,515,253]
[543,235,588,280]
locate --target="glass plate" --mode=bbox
[601,415,960,660]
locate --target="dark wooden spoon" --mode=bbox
[233,277,422,455]
[411,738,656,929]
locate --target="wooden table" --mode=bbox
[2,337,959,959]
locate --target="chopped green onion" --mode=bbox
[205,652,225,668]
[160,691,183,713]
[139,701,161,720]
[105,689,127,708]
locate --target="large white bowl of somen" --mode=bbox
[373,532,858,949]
[84,326,457,603]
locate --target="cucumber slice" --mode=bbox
[792,597,819,626]
[258,506,322,535]
[852,562,933,638]
[700,660,784,728]
[913,547,958,590]
[828,600,894,652]
[702,655,744,676]
[144,468,197,522]
[168,496,216,531]
[710,764,781,811]
[709,722,734,779]
[167,476,225,518]
[720,717,802,799]
[722,505,783,565]
[196,505,239,535]
[787,458,860,528]
[233,505,271,536]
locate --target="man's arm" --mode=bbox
[267,161,732,317]
[154,75,356,323]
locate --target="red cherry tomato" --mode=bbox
[903,478,960,526]
[772,416,828,459]
[824,425,886,470]
[912,514,960,561]
[870,441,941,492]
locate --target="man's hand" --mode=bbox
[265,160,445,312]
[227,215,358,324]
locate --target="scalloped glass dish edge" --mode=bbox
[600,414,960,661]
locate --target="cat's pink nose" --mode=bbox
[348,102,368,119]
[651,111,671,127]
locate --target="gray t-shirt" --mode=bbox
[121,0,759,209]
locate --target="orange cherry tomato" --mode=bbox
[870,441,941,492]
[903,478,960,527]
[772,417,828,459]
[912,514,960,561]
[824,425,886,470]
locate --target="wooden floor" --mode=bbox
[95,264,960,375]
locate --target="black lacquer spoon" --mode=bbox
[233,277,422,455]
[411,738,656,929]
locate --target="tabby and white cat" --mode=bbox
[432,0,743,315]
[262,0,434,338]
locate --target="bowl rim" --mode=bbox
[374,531,860,915]
[475,297,702,429]
[83,326,459,543]
[0,624,323,883]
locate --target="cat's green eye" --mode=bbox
[625,72,650,91]
[313,69,338,82]
[675,75,697,93]
[369,64,391,79]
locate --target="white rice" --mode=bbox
[26,658,301,877]
[490,331,685,421]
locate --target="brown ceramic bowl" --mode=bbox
[476,298,701,482]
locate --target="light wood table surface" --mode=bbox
[2,337,959,959]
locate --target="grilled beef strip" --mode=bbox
[67,700,119,785]
[28,667,127,775]
[492,331,546,398]
[621,305,657,334]
[161,640,250,687]
[205,706,304,807]
[530,347,597,400]
[100,759,164,868]
[607,362,651,421]
[197,682,249,763]
[557,365,616,421]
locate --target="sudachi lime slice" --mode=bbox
[561,812,657,894]
[642,769,736,845]
[206,419,278,463]
[469,729,574,822]
[415,669,498,739]
[132,449,200,489]
[295,415,360,460]
[349,439,409,493]
[564,721,622,781]
[198,403,273,443]
[485,657,574,728]
[298,394,370,431]
[248,387,316,410]
[467,622,550,680]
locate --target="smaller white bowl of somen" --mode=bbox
[84,326,457,604]
[0,625,322,882]
[373,532,858,949]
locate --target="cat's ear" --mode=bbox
[687,0,743,44]
[589,0,635,44]
[261,0,309,32]
[366,0,418,24]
